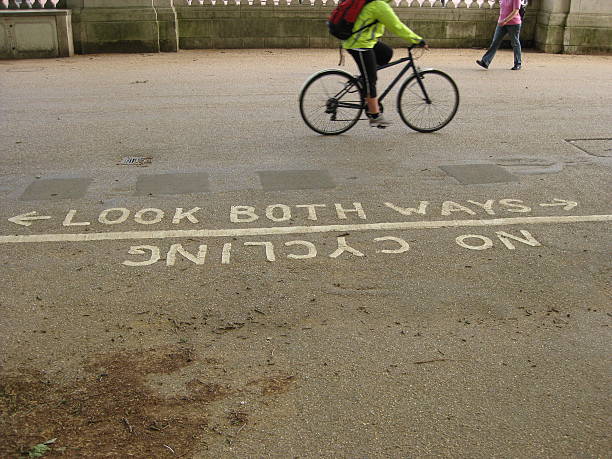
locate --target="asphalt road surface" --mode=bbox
[1,48,611,458]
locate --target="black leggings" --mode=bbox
[347,41,393,98]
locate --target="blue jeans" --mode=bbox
[481,24,522,67]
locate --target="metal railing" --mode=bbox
[0,0,66,9]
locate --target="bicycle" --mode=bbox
[299,45,459,135]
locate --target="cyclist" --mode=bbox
[343,0,426,128]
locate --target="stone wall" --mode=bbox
[564,0,611,54]
[66,0,164,54]
[0,9,74,58]
[535,0,612,53]
[175,1,540,51]
[3,0,611,57]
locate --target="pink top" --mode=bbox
[499,0,522,25]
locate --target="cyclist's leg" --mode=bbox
[347,48,379,115]
[374,41,393,67]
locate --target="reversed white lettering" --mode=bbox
[329,236,365,258]
[285,240,317,259]
[374,236,410,254]
[244,241,276,261]
[166,243,207,266]
[496,230,541,250]
[123,245,160,266]
[456,234,493,250]
[221,242,232,264]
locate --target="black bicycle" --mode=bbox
[299,45,459,135]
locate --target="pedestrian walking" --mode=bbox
[476,0,522,70]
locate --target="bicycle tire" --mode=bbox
[397,69,459,133]
[299,69,364,135]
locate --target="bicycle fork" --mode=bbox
[413,67,433,104]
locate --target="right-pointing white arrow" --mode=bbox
[8,211,52,227]
[539,199,578,211]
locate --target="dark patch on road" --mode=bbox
[439,164,519,184]
[135,172,210,195]
[0,347,297,457]
[20,178,93,201]
[257,169,336,191]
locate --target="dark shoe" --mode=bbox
[511,65,522,70]
[476,59,488,69]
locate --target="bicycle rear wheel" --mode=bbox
[299,70,364,135]
[397,69,459,133]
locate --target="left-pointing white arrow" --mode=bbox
[8,212,52,227]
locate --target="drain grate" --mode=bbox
[118,157,152,166]
[565,138,612,157]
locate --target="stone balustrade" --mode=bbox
[0,0,66,8]
[0,6,73,58]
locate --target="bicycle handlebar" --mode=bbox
[407,40,428,57]
[408,40,427,50]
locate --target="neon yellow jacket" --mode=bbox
[342,0,423,49]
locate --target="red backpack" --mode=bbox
[327,0,378,40]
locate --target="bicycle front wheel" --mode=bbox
[299,70,364,135]
[397,69,459,133]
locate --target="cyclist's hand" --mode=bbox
[419,39,429,50]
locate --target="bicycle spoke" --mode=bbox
[299,71,363,135]
[398,70,459,133]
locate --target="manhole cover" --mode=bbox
[565,138,612,157]
[118,157,152,166]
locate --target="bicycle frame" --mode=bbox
[336,47,432,111]
[300,45,459,134]
[378,49,432,104]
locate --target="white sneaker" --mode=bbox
[368,114,392,128]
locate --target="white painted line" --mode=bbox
[0,214,610,245]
